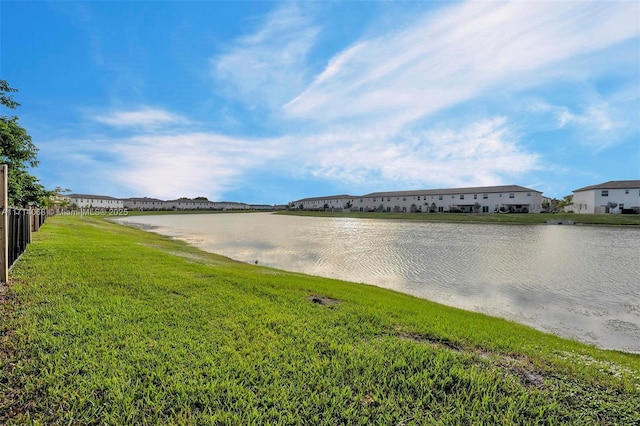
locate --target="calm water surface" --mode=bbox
[117,213,640,352]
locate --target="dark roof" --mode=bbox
[364,185,541,198]
[297,194,356,202]
[122,197,165,202]
[165,198,212,203]
[573,180,640,192]
[67,193,120,201]
[293,186,541,203]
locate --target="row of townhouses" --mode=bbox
[61,180,640,215]
[291,180,640,214]
[293,185,544,213]
[65,195,279,211]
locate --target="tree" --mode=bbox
[556,195,573,210]
[1,80,49,206]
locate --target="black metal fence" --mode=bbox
[7,208,47,269]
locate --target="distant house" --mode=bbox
[571,180,640,214]
[121,197,166,210]
[163,198,250,211]
[165,198,213,210]
[292,185,544,214]
[294,195,356,211]
[68,194,124,209]
[214,201,250,210]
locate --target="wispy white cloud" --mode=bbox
[284,1,639,128]
[109,133,283,199]
[211,3,319,109]
[280,116,539,191]
[530,99,631,151]
[92,107,188,128]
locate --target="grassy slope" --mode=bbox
[1,216,638,424]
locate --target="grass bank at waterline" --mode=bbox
[1,217,638,424]
[279,210,640,226]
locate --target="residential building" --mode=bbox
[570,180,640,214]
[292,185,543,213]
[68,194,124,209]
[164,198,250,211]
[250,204,285,211]
[122,197,166,210]
[294,195,357,211]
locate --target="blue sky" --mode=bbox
[1,1,639,204]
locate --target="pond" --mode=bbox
[116,213,640,353]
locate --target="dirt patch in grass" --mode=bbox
[308,295,342,306]
[397,330,464,352]
[395,327,548,389]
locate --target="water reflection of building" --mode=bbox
[293,185,543,214]
[570,180,640,214]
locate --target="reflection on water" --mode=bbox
[116,213,640,353]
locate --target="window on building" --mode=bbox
[460,195,464,200]
[483,194,488,199]
[438,195,443,200]
[601,190,608,197]
[527,192,531,196]
[482,206,489,213]
[473,194,477,199]
[625,190,629,194]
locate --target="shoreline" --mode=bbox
[114,213,640,353]
[2,215,638,423]
[276,210,640,226]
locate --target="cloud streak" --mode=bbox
[106,132,283,199]
[283,117,539,190]
[92,107,188,129]
[211,3,319,109]
[284,1,639,128]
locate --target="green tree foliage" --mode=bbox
[0,80,49,206]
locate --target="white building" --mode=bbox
[68,194,124,209]
[214,201,251,210]
[571,180,640,214]
[64,194,255,211]
[294,195,357,211]
[164,198,250,211]
[122,197,166,210]
[293,185,543,213]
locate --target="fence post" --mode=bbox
[0,165,8,284]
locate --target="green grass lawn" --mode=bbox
[1,216,638,424]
